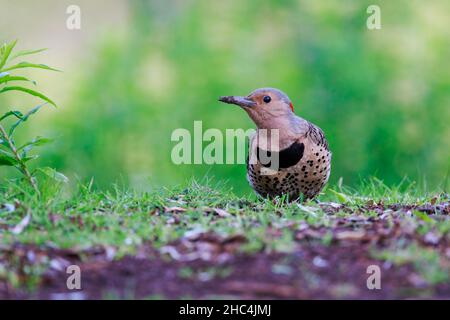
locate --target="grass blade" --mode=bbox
[10,48,47,60]
[9,103,46,136]
[0,110,24,122]
[21,154,39,162]
[0,75,36,85]
[0,86,57,107]
[329,189,354,204]
[38,167,69,183]
[0,40,18,70]
[2,61,60,72]
[18,136,54,151]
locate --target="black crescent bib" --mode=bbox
[256,141,305,169]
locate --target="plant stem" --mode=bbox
[0,124,40,196]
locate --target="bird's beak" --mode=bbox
[218,95,256,108]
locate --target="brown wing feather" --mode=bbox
[306,122,329,150]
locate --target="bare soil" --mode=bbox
[0,201,449,299]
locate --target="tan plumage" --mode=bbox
[219,88,331,201]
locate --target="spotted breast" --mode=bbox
[247,123,331,201]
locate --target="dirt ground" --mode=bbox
[0,200,449,299]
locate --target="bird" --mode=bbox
[219,88,331,201]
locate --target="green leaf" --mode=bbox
[0,149,17,166]
[0,72,9,79]
[0,110,23,122]
[18,136,54,151]
[0,86,56,107]
[9,104,46,136]
[2,62,60,73]
[0,157,16,166]
[38,167,69,183]
[329,189,354,204]
[21,155,39,163]
[10,48,47,60]
[0,40,17,70]
[0,75,36,85]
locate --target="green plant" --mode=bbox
[0,40,65,196]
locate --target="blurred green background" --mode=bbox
[1,0,449,194]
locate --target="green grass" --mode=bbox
[0,177,446,251]
[0,177,448,292]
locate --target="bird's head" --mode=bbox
[219,88,295,129]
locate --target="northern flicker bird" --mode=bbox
[219,88,331,201]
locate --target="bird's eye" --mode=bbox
[263,96,271,103]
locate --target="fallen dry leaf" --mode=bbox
[149,208,160,216]
[11,212,31,235]
[213,208,231,217]
[1,203,16,213]
[335,230,366,240]
[164,206,187,213]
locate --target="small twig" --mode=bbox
[0,123,40,197]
